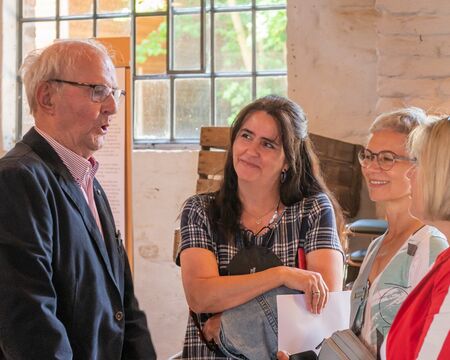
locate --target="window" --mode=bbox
[18,0,287,145]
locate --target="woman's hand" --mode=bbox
[277,351,290,360]
[281,267,329,314]
[203,313,222,343]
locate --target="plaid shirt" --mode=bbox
[177,192,342,359]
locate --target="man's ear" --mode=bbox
[36,81,56,114]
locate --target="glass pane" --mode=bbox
[215,0,251,6]
[256,76,287,98]
[134,80,170,140]
[97,0,131,14]
[97,18,131,37]
[215,12,252,72]
[172,14,202,71]
[135,16,166,75]
[60,20,93,39]
[175,79,210,139]
[256,9,286,71]
[136,0,166,13]
[59,0,93,16]
[215,77,251,126]
[173,0,200,8]
[23,0,56,18]
[22,22,56,57]
[256,0,285,5]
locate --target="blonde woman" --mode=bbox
[382,116,450,359]
[349,108,448,357]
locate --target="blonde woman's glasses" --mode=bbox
[358,148,414,171]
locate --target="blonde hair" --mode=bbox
[370,107,428,135]
[20,39,115,114]
[408,116,450,221]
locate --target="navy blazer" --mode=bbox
[0,128,156,359]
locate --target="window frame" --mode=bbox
[16,0,287,146]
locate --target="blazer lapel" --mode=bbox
[58,177,118,284]
[93,181,123,289]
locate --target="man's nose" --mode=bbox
[101,93,118,115]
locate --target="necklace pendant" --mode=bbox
[255,218,262,225]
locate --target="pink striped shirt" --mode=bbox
[34,126,103,233]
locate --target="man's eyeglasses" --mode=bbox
[358,148,414,171]
[49,79,125,103]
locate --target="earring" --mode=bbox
[280,169,287,184]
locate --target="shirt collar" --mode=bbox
[34,126,99,185]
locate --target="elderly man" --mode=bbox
[0,40,156,359]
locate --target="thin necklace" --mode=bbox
[244,199,280,225]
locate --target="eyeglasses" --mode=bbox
[358,148,414,171]
[49,79,125,103]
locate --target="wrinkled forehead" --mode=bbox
[51,42,117,86]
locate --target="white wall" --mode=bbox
[132,150,198,357]
[287,0,379,144]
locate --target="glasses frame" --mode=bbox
[358,148,414,171]
[49,79,126,103]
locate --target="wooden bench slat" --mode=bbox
[197,150,227,177]
[200,127,230,149]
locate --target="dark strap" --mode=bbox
[350,236,384,334]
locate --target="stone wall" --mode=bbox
[375,0,450,114]
[287,0,379,144]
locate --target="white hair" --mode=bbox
[370,107,429,135]
[20,39,115,114]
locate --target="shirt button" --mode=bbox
[115,311,124,321]
[96,189,101,195]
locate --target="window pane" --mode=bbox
[256,76,287,98]
[136,0,166,13]
[215,12,251,72]
[22,22,56,56]
[97,0,131,14]
[173,0,201,8]
[135,16,166,75]
[134,80,170,140]
[172,14,202,71]
[175,79,210,139]
[59,0,93,16]
[215,0,251,6]
[60,20,93,39]
[215,77,251,126]
[256,9,286,71]
[256,0,285,5]
[97,18,131,37]
[23,0,56,18]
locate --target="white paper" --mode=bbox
[277,291,351,354]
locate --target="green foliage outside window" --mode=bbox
[135,2,286,130]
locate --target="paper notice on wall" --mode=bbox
[277,291,351,354]
[95,67,126,239]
